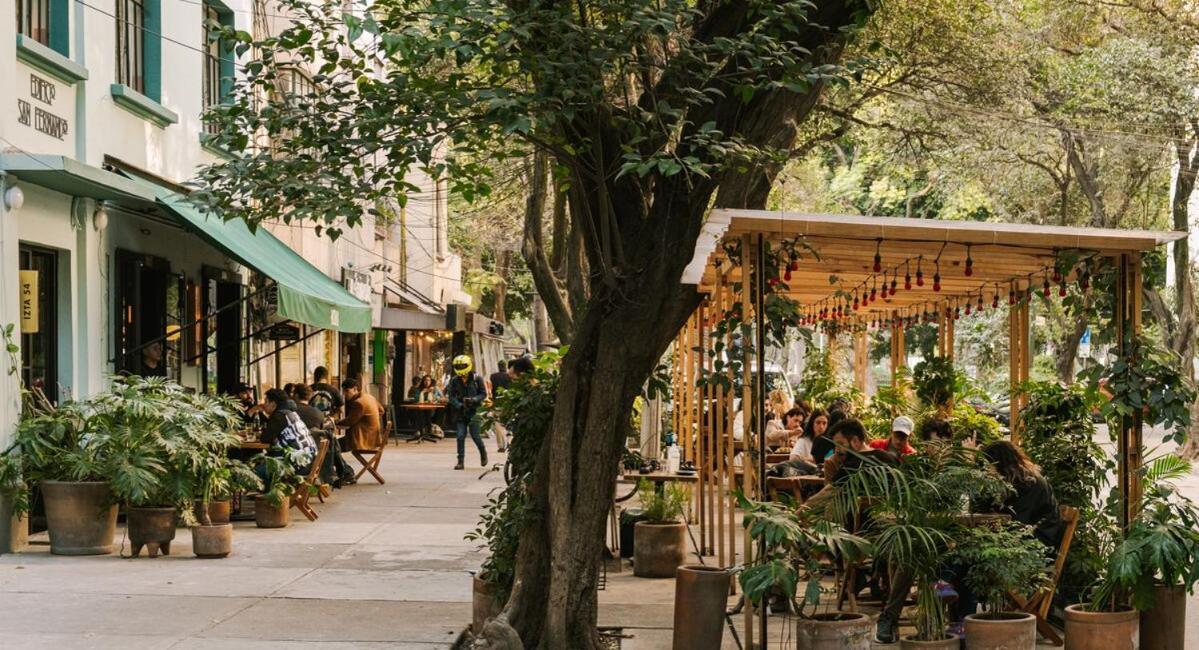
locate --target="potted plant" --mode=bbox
[0,390,157,555]
[738,495,873,649]
[912,355,963,416]
[944,523,1051,650]
[632,478,690,578]
[827,443,1012,648]
[1066,455,1199,649]
[0,454,29,554]
[254,452,302,528]
[192,458,260,558]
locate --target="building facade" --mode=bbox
[0,0,472,451]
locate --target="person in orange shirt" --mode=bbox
[869,415,916,456]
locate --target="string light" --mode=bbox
[964,244,974,277]
[873,239,883,273]
[904,261,912,290]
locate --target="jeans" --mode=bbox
[456,418,485,463]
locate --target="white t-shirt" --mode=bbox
[789,436,813,462]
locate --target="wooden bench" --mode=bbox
[293,438,330,522]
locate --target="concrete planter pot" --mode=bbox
[191,523,233,558]
[1064,604,1138,650]
[633,521,686,578]
[472,575,504,634]
[193,499,231,525]
[41,481,117,556]
[796,612,873,649]
[128,506,177,557]
[672,565,731,649]
[0,496,28,554]
[254,495,290,528]
[964,611,1036,650]
[1140,584,1185,649]
[900,634,961,649]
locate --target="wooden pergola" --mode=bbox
[669,209,1183,647]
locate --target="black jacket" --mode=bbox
[447,373,487,423]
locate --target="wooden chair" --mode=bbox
[1009,505,1080,646]
[292,438,330,522]
[352,420,391,485]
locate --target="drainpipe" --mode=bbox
[72,0,92,397]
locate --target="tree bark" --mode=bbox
[493,249,511,323]
[521,152,577,344]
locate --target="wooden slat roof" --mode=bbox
[684,210,1185,316]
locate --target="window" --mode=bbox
[19,246,59,404]
[16,0,50,46]
[279,67,316,102]
[116,0,161,100]
[202,1,234,134]
[16,0,68,55]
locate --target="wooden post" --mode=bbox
[890,323,906,384]
[723,274,737,583]
[1009,283,1030,443]
[713,272,726,570]
[1115,252,1144,528]
[853,329,868,392]
[739,235,756,647]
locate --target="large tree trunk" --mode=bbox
[1170,126,1199,457]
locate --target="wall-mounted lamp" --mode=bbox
[3,185,24,210]
[93,202,110,231]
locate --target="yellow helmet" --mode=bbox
[452,355,473,376]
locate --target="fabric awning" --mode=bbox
[122,174,372,333]
[1,154,157,204]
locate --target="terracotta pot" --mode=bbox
[41,481,117,556]
[472,575,504,634]
[964,611,1036,650]
[127,506,178,558]
[193,500,231,525]
[672,565,731,649]
[1064,604,1138,650]
[900,634,961,649]
[1140,584,1185,650]
[254,495,290,528]
[633,521,686,578]
[796,612,873,650]
[0,496,28,554]
[191,524,233,558]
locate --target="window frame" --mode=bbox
[115,0,162,102]
[202,0,235,133]
[16,0,68,56]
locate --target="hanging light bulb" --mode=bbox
[873,239,883,273]
[1058,280,1067,297]
[1043,274,1051,298]
[964,245,974,277]
[916,257,925,287]
[870,278,878,303]
[890,273,898,296]
[904,261,913,290]
[965,301,972,316]
[784,264,793,282]
[1079,271,1090,292]
[853,291,860,311]
[1052,264,1062,284]
[955,303,962,320]
[933,272,941,292]
[992,292,999,309]
[977,294,984,312]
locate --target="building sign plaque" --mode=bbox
[19,270,39,333]
[16,73,69,141]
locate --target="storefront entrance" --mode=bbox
[18,245,58,403]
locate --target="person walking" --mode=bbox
[447,355,488,469]
[488,360,512,452]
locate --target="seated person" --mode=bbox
[919,417,953,444]
[292,384,331,432]
[255,388,318,482]
[765,403,804,449]
[810,409,847,466]
[869,416,917,456]
[829,418,900,483]
[310,366,344,416]
[234,382,265,429]
[406,375,424,401]
[769,408,825,478]
[876,440,1062,643]
[417,376,442,403]
[790,408,828,462]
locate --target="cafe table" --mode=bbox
[399,402,447,443]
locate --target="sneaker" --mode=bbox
[946,621,964,639]
[454,462,464,470]
[875,616,898,644]
[481,451,489,467]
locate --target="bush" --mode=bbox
[945,522,1051,614]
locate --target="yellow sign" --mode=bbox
[19,270,38,333]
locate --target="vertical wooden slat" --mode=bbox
[695,303,706,547]
[853,329,868,392]
[1116,253,1144,528]
[714,272,726,570]
[739,234,755,647]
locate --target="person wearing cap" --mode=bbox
[446,355,489,470]
[870,415,917,457]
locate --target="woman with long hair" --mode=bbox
[982,440,1063,548]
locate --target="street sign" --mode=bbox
[19,270,38,333]
[268,323,301,341]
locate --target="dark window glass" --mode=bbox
[18,246,58,404]
[116,0,146,93]
[16,0,50,46]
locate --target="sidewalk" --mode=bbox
[1,437,1196,649]
[0,441,498,649]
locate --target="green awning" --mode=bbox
[1,154,157,204]
[123,175,372,333]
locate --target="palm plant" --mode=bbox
[737,494,871,617]
[818,445,1012,640]
[256,451,304,507]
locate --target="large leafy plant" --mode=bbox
[1087,455,1199,612]
[824,445,1011,640]
[1019,381,1111,603]
[1080,333,1196,444]
[945,522,1052,615]
[912,355,967,411]
[738,494,871,618]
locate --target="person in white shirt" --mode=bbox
[764,406,805,450]
[790,408,828,462]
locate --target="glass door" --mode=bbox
[18,245,58,403]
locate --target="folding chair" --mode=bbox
[352,420,390,485]
[1009,505,1080,646]
[292,438,330,522]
